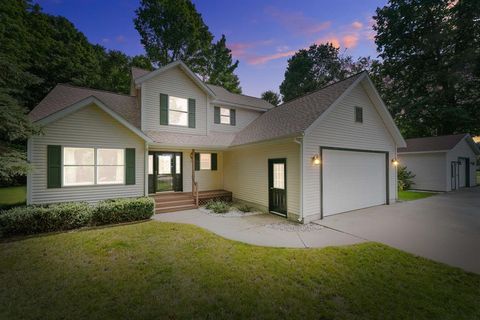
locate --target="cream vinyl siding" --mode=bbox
[30,104,145,204]
[142,67,207,134]
[447,138,477,190]
[302,82,397,220]
[398,153,447,191]
[148,148,224,192]
[223,139,300,217]
[208,105,263,133]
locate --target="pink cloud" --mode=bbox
[343,34,359,48]
[229,39,274,58]
[247,50,297,65]
[115,35,126,43]
[265,6,331,35]
[315,36,341,48]
[351,21,363,30]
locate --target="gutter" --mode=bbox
[294,135,304,223]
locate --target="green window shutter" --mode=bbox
[160,94,168,125]
[230,109,236,126]
[214,106,220,124]
[195,152,200,171]
[47,145,61,188]
[125,148,136,185]
[211,153,217,171]
[188,98,196,128]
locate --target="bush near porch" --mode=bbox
[0,197,154,237]
[0,221,478,319]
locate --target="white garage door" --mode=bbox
[323,149,387,217]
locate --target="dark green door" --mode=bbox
[148,152,183,193]
[268,158,287,216]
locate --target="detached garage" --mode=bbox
[398,134,480,192]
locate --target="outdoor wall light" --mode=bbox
[312,154,321,165]
[391,158,399,166]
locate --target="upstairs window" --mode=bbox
[355,106,363,123]
[214,106,236,125]
[220,108,231,124]
[168,96,189,126]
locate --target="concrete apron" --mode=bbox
[153,210,364,248]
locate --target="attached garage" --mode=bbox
[398,134,480,192]
[322,148,388,217]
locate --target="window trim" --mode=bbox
[61,146,126,187]
[168,96,189,127]
[354,106,363,123]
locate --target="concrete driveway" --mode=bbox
[314,187,480,274]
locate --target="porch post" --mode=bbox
[190,149,195,194]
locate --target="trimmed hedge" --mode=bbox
[91,197,154,225]
[0,197,154,238]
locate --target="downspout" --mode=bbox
[294,135,304,223]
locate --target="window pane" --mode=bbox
[169,96,188,112]
[158,155,172,174]
[97,166,124,184]
[63,166,94,186]
[273,163,285,189]
[175,155,181,174]
[200,153,211,170]
[97,149,124,165]
[169,110,188,126]
[64,147,94,165]
[220,115,230,124]
[148,155,154,174]
[220,108,230,116]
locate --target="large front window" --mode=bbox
[63,147,125,186]
[169,96,189,126]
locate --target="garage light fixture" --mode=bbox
[312,154,321,165]
[391,158,399,166]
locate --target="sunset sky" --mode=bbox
[36,0,388,97]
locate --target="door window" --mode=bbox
[273,163,285,189]
[158,155,172,174]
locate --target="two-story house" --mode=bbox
[27,60,406,223]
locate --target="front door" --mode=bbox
[451,161,458,190]
[148,152,183,193]
[268,158,287,216]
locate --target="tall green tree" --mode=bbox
[202,35,241,93]
[279,43,366,102]
[261,90,281,106]
[374,0,480,138]
[134,0,213,70]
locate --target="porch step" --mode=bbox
[153,193,194,201]
[155,204,197,214]
[155,198,195,208]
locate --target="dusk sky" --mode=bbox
[36,0,388,97]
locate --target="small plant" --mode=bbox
[398,165,415,191]
[205,200,231,213]
[236,203,253,213]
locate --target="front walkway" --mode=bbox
[153,210,364,248]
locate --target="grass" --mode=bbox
[398,190,436,201]
[1,222,479,319]
[0,186,26,209]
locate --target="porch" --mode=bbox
[152,189,232,213]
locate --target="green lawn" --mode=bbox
[398,190,436,201]
[0,186,26,208]
[1,222,479,319]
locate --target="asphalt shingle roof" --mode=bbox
[29,84,140,128]
[231,72,365,146]
[398,134,467,153]
[206,84,274,110]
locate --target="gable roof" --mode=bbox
[398,134,480,154]
[131,61,274,111]
[29,84,140,128]
[231,72,367,146]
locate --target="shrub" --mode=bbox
[0,202,92,237]
[205,200,231,213]
[398,165,415,191]
[91,197,154,225]
[236,203,253,213]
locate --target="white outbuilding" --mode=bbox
[398,134,480,192]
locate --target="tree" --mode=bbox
[134,0,213,70]
[0,91,41,185]
[374,0,480,138]
[201,35,241,93]
[261,90,281,106]
[279,43,366,102]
